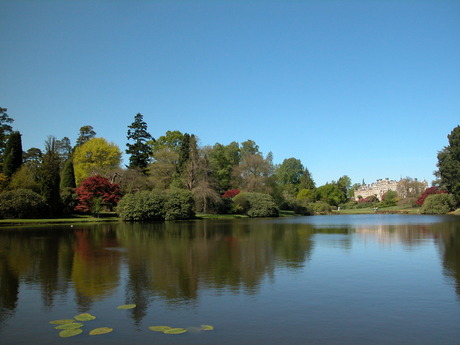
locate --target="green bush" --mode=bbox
[420,193,455,214]
[117,190,165,221]
[117,189,195,221]
[233,192,279,217]
[163,189,195,220]
[0,189,47,219]
[308,201,331,214]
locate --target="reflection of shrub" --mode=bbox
[420,194,455,214]
[307,201,331,214]
[117,189,195,221]
[233,192,279,217]
[0,189,47,219]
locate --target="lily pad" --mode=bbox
[55,322,83,330]
[200,324,214,331]
[74,313,96,321]
[116,304,136,310]
[148,326,172,332]
[49,319,75,325]
[89,327,113,335]
[163,328,187,335]
[59,329,83,338]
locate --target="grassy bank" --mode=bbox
[0,214,119,226]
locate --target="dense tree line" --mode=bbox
[0,107,458,219]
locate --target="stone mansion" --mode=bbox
[354,178,428,201]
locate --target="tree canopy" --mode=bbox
[126,113,153,173]
[437,125,460,206]
[73,137,122,184]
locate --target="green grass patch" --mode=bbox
[0,214,120,226]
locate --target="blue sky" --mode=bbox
[1,0,459,186]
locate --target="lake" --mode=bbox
[1,214,460,344]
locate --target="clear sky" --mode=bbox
[1,0,459,186]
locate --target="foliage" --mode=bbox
[315,183,346,206]
[74,175,121,213]
[73,137,122,184]
[117,189,195,221]
[163,189,195,220]
[126,113,153,173]
[117,168,153,194]
[40,136,62,216]
[308,201,331,214]
[56,136,73,162]
[437,125,460,206]
[0,189,47,219]
[208,141,240,192]
[76,125,96,147]
[297,188,314,203]
[149,148,180,189]
[152,130,183,154]
[60,187,77,215]
[9,164,41,193]
[232,153,273,193]
[380,190,398,207]
[117,190,166,221]
[60,159,76,189]
[276,157,305,195]
[397,177,427,199]
[397,197,418,208]
[0,107,14,163]
[420,193,455,214]
[3,131,23,178]
[416,187,447,206]
[280,195,313,215]
[223,189,240,198]
[233,192,279,217]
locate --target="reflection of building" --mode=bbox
[354,178,427,201]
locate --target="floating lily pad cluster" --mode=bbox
[148,324,214,335]
[49,304,214,338]
[49,305,132,338]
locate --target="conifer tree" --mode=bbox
[60,159,76,189]
[3,131,23,178]
[126,113,153,173]
[437,125,460,206]
[76,125,96,147]
[0,107,14,165]
[40,136,62,216]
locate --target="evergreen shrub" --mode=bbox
[0,189,47,219]
[117,189,195,221]
[308,201,331,214]
[233,192,279,217]
[420,193,455,214]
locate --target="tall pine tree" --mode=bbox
[3,131,23,178]
[41,136,62,217]
[60,159,76,189]
[0,107,14,165]
[126,113,153,173]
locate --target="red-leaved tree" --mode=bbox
[416,187,448,206]
[223,189,240,198]
[75,175,121,213]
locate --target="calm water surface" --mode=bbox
[1,214,460,344]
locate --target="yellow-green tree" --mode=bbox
[73,138,122,184]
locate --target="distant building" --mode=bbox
[354,178,427,201]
